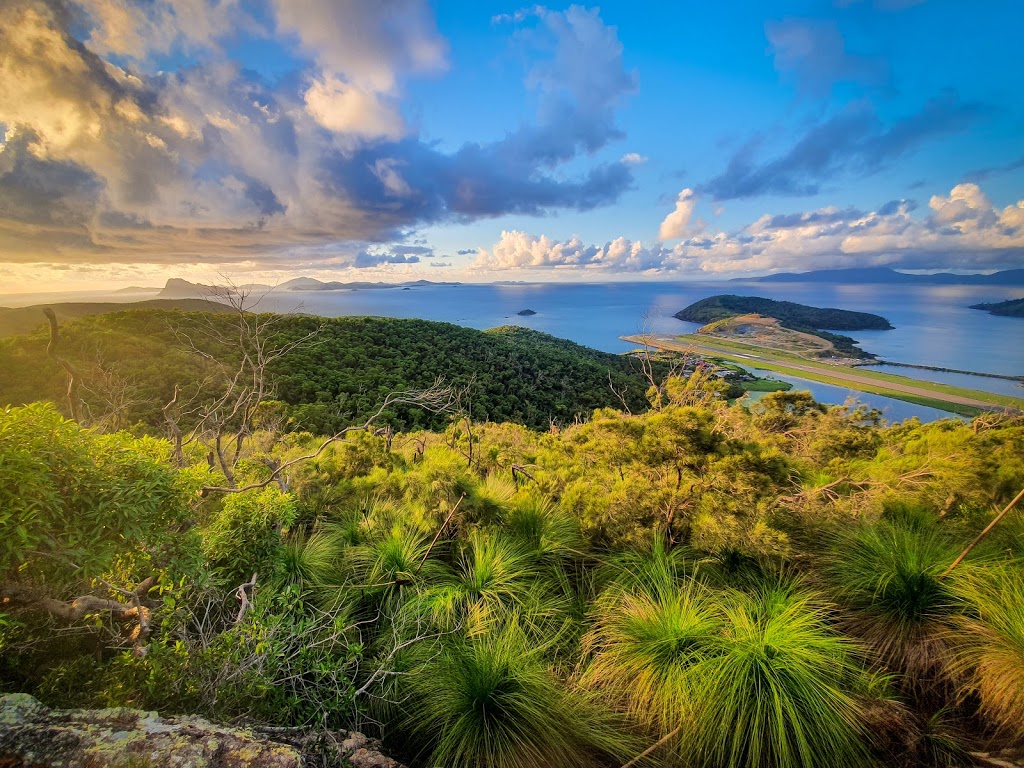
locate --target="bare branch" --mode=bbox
[43,308,85,424]
[941,485,1024,579]
[234,572,258,624]
[201,382,457,495]
[417,494,465,574]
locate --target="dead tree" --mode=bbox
[43,308,85,424]
[199,383,457,495]
[164,284,323,487]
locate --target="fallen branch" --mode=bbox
[416,495,465,574]
[941,485,1024,579]
[620,726,681,768]
[1,580,154,656]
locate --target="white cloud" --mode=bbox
[304,76,406,140]
[472,183,1024,276]
[272,0,446,94]
[658,188,698,241]
[474,231,681,273]
[621,152,647,165]
[73,0,244,58]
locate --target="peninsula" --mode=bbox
[674,295,892,360]
[969,297,1024,318]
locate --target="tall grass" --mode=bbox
[700,583,868,768]
[948,563,1024,739]
[414,530,568,637]
[582,574,722,732]
[584,554,869,768]
[826,517,962,685]
[404,619,627,768]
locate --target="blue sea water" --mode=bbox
[253,280,1023,424]
[6,280,1022,422]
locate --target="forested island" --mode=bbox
[675,294,892,359]
[675,294,893,330]
[970,297,1024,318]
[1,302,1023,768]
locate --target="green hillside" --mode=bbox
[0,309,660,432]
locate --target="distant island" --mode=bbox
[969,297,1024,318]
[675,295,892,360]
[736,267,1024,286]
[517,309,537,316]
[157,277,460,298]
[676,295,893,330]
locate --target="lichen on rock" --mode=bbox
[0,694,406,768]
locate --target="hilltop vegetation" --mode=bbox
[0,309,659,432]
[970,297,1024,318]
[0,298,230,337]
[2,302,1024,767]
[2,389,1023,768]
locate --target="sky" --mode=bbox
[1,0,1023,291]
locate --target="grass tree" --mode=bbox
[826,515,963,691]
[948,563,1024,740]
[403,618,628,768]
[584,554,869,768]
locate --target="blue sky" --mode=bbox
[1,0,1022,289]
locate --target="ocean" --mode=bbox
[5,280,1022,423]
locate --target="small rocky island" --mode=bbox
[969,297,1024,318]
[675,294,892,360]
[517,308,537,316]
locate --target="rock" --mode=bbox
[0,694,407,768]
[516,309,536,316]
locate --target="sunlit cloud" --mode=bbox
[0,0,637,270]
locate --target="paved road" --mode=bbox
[622,335,1007,411]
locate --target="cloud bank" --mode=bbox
[473,183,1024,275]
[0,0,637,268]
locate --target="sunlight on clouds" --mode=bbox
[473,183,1024,275]
[658,189,698,241]
[304,76,406,140]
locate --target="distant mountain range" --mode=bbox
[736,267,1024,285]
[157,277,461,298]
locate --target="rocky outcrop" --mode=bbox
[0,694,406,768]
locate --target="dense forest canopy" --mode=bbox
[1,305,1024,768]
[0,309,663,433]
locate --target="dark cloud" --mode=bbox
[764,206,866,228]
[429,260,452,267]
[700,92,987,200]
[0,129,102,228]
[766,19,890,97]
[877,198,917,215]
[353,250,422,268]
[963,155,1024,183]
[456,248,477,255]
